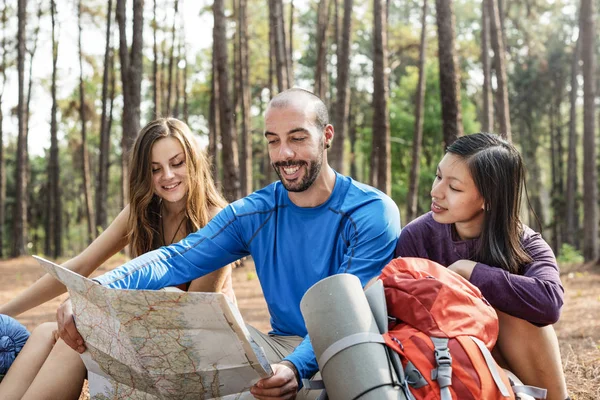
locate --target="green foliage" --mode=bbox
[557,243,584,265]
[0,0,591,259]
[388,62,480,218]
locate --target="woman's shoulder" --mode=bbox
[519,224,554,255]
[402,212,442,235]
[519,224,546,245]
[208,205,222,220]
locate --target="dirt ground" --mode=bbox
[1,255,598,399]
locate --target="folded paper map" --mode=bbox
[34,256,273,400]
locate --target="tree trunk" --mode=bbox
[487,0,511,140]
[565,35,580,248]
[173,35,181,118]
[406,0,428,223]
[314,0,331,99]
[13,0,27,257]
[239,0,252,196]
[96,0,113,235]
[166,0,179,116]
[268,18,275,96]
[78,0,95,242]
[331,0,353,174]
[580,0,597,261]
[549,88,565,252]
[348,101,358,179]
[116,0,144,204]
[481,0,493,132]
[270,0,289,92]
[232,0,240,152]
[372,0,391,194]
[435,0,463,148]
[521,121,546,230]
[108,52,117,210]
[152,0,159,117]
[24,3,40,155]
[0,0,7,257]
[181,23,189,124]
[209,51,219,182]
[214,0,239,201]
[47,0,61,257]
[23,3,41,248]
[160,11,168,117]
[288,0,294,83]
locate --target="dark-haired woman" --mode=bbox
[396,133,569,400]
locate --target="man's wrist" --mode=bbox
[279,360,300,386]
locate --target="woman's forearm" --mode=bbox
[0,273,67,317]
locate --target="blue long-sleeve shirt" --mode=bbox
[95,172,401,380]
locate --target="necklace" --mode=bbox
[160,204,187,245]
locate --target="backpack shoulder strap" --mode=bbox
[430,337,453,400]
[469,336,512,397]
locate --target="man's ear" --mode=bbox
[324,124,334,149]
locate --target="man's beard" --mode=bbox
[272,151,323,193]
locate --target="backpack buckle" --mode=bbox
[430,337,453,389]
[434,348,452,366]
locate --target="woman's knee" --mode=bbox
[496,311,559,348]
[29,322,58,341]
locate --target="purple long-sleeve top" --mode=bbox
[395,212,564,326]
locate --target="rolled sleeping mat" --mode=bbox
[300,273,406,400]
[0,314,30,380]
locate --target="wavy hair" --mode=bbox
[446,133,532,274]
[127,118,227,257]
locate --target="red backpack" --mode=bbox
[380,258,520,400]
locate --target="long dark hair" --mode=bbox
[446,133,532,274]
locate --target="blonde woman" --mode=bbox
[0,118,235,400]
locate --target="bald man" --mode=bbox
[58,88,401,400]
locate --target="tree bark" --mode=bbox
[487,0,511,140]
[214,0,239,201]
[166,0,179,115]
[331,0,353,174]
[152,0,159,117]
[96,0,113,235]
[406,0,428,223]
[160,10,168,116]
[270,0,289,92]
[348,101,358,179]
[549,85,565,252]
[0,0,6,257]
[314,0,331,100]
[47,0,62,257]
[239,0,252,196]
[13,0,27,257]
[268,18,275,96]
[288,0,294,82]
[24,3,40,155]
[209,50,219,182]
[481,0,493,132]
[372,0,391,194]
[580,0,597,261]
[173,34,181,118]
[435,0,463,148]
[78,0,95,242]
[565,35,580,248]
[116,0,144,204]
[182,43,189,123]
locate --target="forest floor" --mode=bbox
[0,255,598,399]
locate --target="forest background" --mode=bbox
[0,0,599,263]
[0,0,599,397]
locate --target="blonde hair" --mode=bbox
[127,118,227,257]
